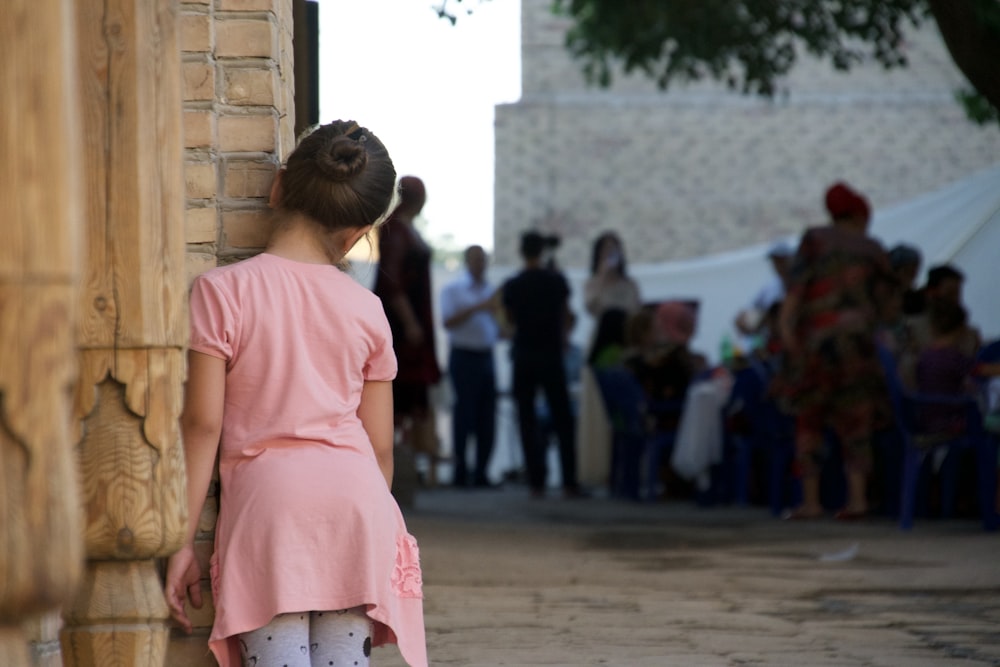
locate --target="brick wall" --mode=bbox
[172,1,295,664]
[182,0,295,281]
[494,0,1000,267]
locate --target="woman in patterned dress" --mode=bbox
[777,182,897,520]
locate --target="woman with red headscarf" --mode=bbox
[776,182,897,520]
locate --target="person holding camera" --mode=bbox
[584,231,642,320]
[502,231,583,498]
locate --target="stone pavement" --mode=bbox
[376,486,1000,667]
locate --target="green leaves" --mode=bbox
[439,0,1000,125]
[551,0,926,96]
[957,89,1000,126]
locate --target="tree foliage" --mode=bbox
[551,0,926,95]
[438,0,1000,124]
[926,0,1000,125]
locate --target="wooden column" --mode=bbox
[0,0,86,665]
[60,1,189,666]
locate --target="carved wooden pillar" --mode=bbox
[0,0,86,665]
[60,1,188,666]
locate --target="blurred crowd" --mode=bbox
[381,176,999,526]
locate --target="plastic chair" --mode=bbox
[724,361,799,515]
[877,346,999,531]
[593,365,681,500]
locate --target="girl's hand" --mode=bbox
[164,544,203,634]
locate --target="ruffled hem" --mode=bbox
[209,596,426,667]
[208,533,427,667]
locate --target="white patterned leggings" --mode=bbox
[238,607,372,667]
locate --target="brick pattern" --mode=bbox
[173,2,295,664]
[494,0,1000,267]
[181,0,293,284]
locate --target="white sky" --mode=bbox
[318,0,522,252]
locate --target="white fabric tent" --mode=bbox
[565,163,1000,362]
[871,164,1000,344]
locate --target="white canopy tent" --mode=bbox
[871,164,1000,344]
[566,163,1000,362]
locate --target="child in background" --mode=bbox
[914,301,978,437]
[164,121,427,667]
[626,301,706,415]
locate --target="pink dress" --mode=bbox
[188,253,427,667]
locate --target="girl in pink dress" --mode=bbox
[164,121,427,667]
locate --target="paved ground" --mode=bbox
[376,485,1000,667]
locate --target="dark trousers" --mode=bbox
[512,349,577,491]
[449,347,497,485]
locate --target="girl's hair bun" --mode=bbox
[314,131,369,182]
[280,120,395,231]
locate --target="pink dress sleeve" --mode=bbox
[364,314,398,382]
[189,274,236,361]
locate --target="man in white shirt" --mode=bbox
[440,245,501,487]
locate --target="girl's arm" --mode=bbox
[358,380,395,489]
[164,350,226,632]
[178,350,226,544]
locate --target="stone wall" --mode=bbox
[171,1,295,664]
[493,0,1000,267]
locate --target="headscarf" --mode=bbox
[825,181,870,221]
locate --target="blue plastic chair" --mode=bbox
[724,361,799,515]
[593,365,645,499]
[593,365,681,500]
[877,346,999,531]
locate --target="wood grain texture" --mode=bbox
[0,0,83,281]
[0,627,30,667]
[75,349,188,561]
[0,287,86,618]
[67,1,188,664]
[71,0,188,563]
[76,0,187,350]
[61,561,170,667]
[1,0,85,662]
[73,0,115,348]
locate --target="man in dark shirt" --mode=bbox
[502,231,581,498]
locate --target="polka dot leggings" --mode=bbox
[238,607,372,667]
